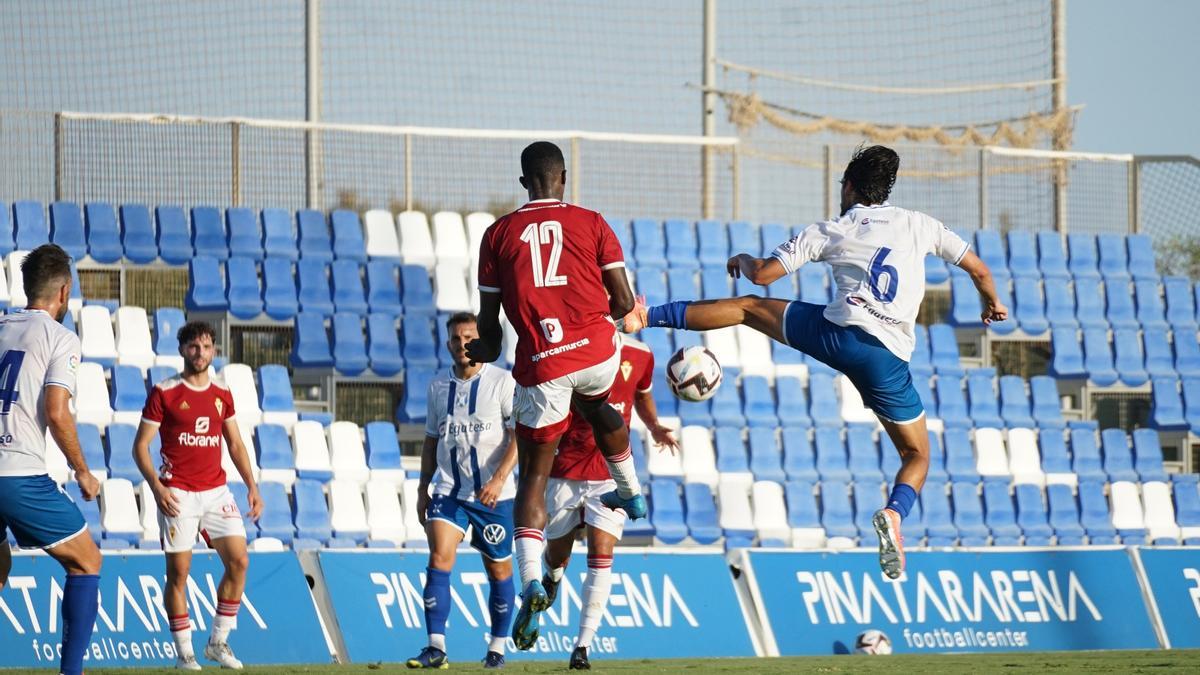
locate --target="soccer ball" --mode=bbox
[666,346,723,402]
[854,629,892,655]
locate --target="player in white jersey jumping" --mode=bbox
[409,312,518,670]
[624,146,1007,579]
[0,244,102,675]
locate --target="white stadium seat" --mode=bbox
[717,478,754,537]
[74,362,113,430]
[100,478,143,543]
[838,376,877,424]
[139,480,160,541]
[736,325,774,380]
[155,354,185,372]
[364,209,402,259]
[79,305,118,366]
[1110,481,1146,531]
[249,537,286,552]
[329,421,371,484]
[1007,428,1046,486]
[466,212,494,271]
[434,263,471,313]
[329,479,370,541]
[645,416,683,479]
[751,480,791,547]
[114,306,157,374]
[220,421,259,483]
[401,479,428,548]
[501,313,518,367]
[680,425,719,487]
[432,211,470,273]
[365,479,406,544]
[7,251,27,308]
[1142,481,1181,544]
[704,327,741,371]
[0,256,10,308]
[221,364,263,430]
[292,420,334,477]
[974,428,1010,479]
[398,210,437,270]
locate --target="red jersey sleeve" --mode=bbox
[478,227,500,292]
[636,351,654,392]
[141,386,164,426]
[221,388,237,422]
[596,214,625,271]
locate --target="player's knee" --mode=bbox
[79,545,102,575]
[428,549,455,571]
[226,551,249,577]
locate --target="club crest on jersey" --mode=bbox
[540,318,563,344]
[482,523,507,545]
[214,398,223,416]
[67,353,79,373]
[620,360,633,381]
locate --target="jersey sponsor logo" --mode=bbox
[175,431,222,448]
[530,337,590,363]
[481,523,507,545]
[846,296,902,326]
[620,360,633,381]
[67,353,79,373]
[540,318,564,344]
[440,420,494,435]
[779,237,797,255]
[195,417,210,434]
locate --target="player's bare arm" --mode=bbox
[222,419,262,519]
[602,267,635,319]
[478,433,517,509]
[726,253,787,286]
[466,291,503,364]
[416,435,438,526]
[45,386,99,500]
[633,388,678,453]
[132,419,180,517]
[956,250,1009,324]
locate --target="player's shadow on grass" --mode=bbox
[832,640,851,655]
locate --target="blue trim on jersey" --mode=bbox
[468,446,482,495]
[0,474,88,548]
[425,495,514,560]
[783,301,924,423]
[468,378,480,415]
[446,381,462,495]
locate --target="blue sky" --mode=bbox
[1069,0,1200,157]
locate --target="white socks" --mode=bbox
[604,447,640,499]
[577,555,613,649]
[514,528,545,588]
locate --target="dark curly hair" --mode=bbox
[843,145,900,205]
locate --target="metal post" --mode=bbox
[1051,0,1068,232]
[731,145,740,220]
[978,148,988,229]
[822,145,832,217]
[53,112,63,202]
[305,0,322,210]
[570,136,580,204]
[1129,159,1139,234]
[404,133,413,212]
[700,0,717,219]
[230,122,241,207]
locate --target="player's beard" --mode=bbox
[184,356,211,376]
[54,303,69,322]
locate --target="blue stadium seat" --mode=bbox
[771,338,805,370]
[1074,281,1109,331]
[982,481,1022,545]
[913,375,936,419]
[1045,278,1076,329]
[928,323,964,377]
[1069,429,1107,483]
[49,202,87,260]
[1030,376,1065,429]
[1012,277,1049,335]
[365,261,403,316]
[851,482,883,540]
[783,480,821,532]
[1097,234,1130,281]
[400,265,436,314]
[935,376,970,429]
[78,424,106,479]
[920,483,958,547]
[0,201,12,257]
[261,208,298,261]
[1067,234,1100,280]
[367,314,403,376]
[84,202,122,263]
[714,427,749,474]
[664,219,697,266]
[255,426,295,482]
[759,223,790,258]
[1049,328,1085,379]
[749,427,785,483]
[988,279,1017,335]
[1006,231,1039,279]
[666,267,700,301]
[225,207,262,261]
[1038,430,1072,475]
[943,429,979,482]
[1184,377,1200,434]
[682,483,721,545]
[297,258,335,315]
[878,432,900,480]
[1131,428,1167,482]
[290,312,333,368]
[119,204,157,263]
[1037,232,1070,281]
[110,364,148,414]
[1143,328,1176,379]
[1173,478,1200,545]
[155,206,192,265]
[998,375,1034,428]
[1099,427,1137,480]
[951,482,989,546]
[925,255,950,285]
[798,264,830,305]
[257,365,295,415]
[1046,484,1086,545]
[153,307,185,357]
[742,376,776,427]
[808,373,841,428]
[727,221,757,258]
[191,206,228,261]
[1163,276,1197,332]
[814,427,850,482]
[300,411,333,426]
[1125,234,1156,281]
[846,424,882,483]
[1105,280,1138,330]
[923,430,948,483]
[148,366,177,390]
[1134,280,1168,331]
[974,230,1008,279]
[222,482,258,540]
[637,267,668,307]
[967,370,1003,428]
[651,371,677,419]
[262,257,299,320]
[1176,332,1200,378]
[401,314,438,370]
[631,218,666,268]
[818,481,857,541]
[104,424,145,483]
[1082,328,1118,386]
[949,269,983,326]
[226,257,263,319]
[1112,328,1148,387]
[330,210,367,262]
[297,209,333,261]
[364,421,404,474]
[696,220,728,266]
[331,260,367,314]
[775,376,811,428]
[63,482,102,544]
[699,264,729,300]
[185,256,227,311]
[1078,481,1117,544]
[1147,374,1185,427]
[782,429,818,482]
[332,313,369,376]
[908,325,932,378]
[14,200,49,251]
[293,479,333,543]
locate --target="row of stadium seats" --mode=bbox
[1049,326,1200,384]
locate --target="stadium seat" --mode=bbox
[99,478,142,544]
[328,421,370,485]
[748,427,785,483]
[951,482,989,546]
[913,375,937,421]
[949,269,983,326]
[330,210,367,262]
[1012,276,1049,335]
[637,267,668,307]
[430,211,469,272]
[331,313,369,376]
[814,427,850,482]
[1047,483,1086,545]
[254,482,295,543]
[1078,480,1118,544]
[752,480,791,547]
[967,371,1003,428]
[934,376,970,429]
[48,202,86,260]
[256,365,298,429]
[1173,478,1200,545]
[925,255,950,285]
[434,263,470,313]
[1151,377,1188,430]
[1112,328,1148,386]
[1044,278,1076,329]
[1015,484,1053,546]
[704,326,741,375]
[727,221,758,260]
[400,264,436,314]
[191,206,228,260]
[1105,280,1138,330]
[713,426,750,478]
[1183,377,1200,434]
[185,256,227,311]
[799,264,830,305]
[1074,281,1108,331]
[78,305,118,368]
[1006,231,1039,279]
[665,267,700,302]
[0,202,12,258]
[696,220,728,266]
[154,206,193,265]
[63,481,101,543]
[920,483,957,547]
[137,480,162,542]
[363,209,401,260]
[1007,428,1045,486]
[401,314,438,370]
[297,209,333,261]
[717,479,755,548]
[664,219,697,265]
[1035,232,1069,281]
[982,481,1022,545]
[364,479,406,544]
[817,481,856,545]
[365,261,403,316]
[943,429,980,482]
[782,481,825,549]
[1142,481,1181,544]
[226,257,263,319]
[1096,234,1130,281]
[1134,280,1168,331]
[109,364,147,426]
[909,325,932,378]
[998,376,1034,428]
[1082,328,1117,386]
[13,200,48,251]
[399,479,428,548]
[1037,429,1074,485]
[680,426,719,487]
[1067,234,1100,280]
[118,204,157,263]
[262,257,299,320]
[1123,234,1155,281]
[290,312,333,368]
[292,419,334,481]
[736,325,774,379]
[928,324,964,377]
[152,305,185,361]
[292,479,333,543]
[632,218,667,268]
[1109,481,1147,544]
[699,264,730,300]
[758,222,790,258]
[361,421,405,484]
[103,423,146,483]
[846,424,882,483]
[782,429,818,482]
[217,363,260,431]
[666,483,713,546]
[1143,328,1177,379]
[364,313,402,377]
[838,375,876,424]
[1049,328,1085,379]
[254,424,297,488]
[1068,428,1106,483]
[974,428,1010,481]
[1176,333,1200,378]
[397,368,434,425]
[112,306,156,374]
[77,424,107,483]
[923,430,948,483]
[331,260,368,314]
[225,207,262,261]
[261,208,298,261]
[1163,276,1197,332]
[297,259,333,315]
[974,230,1008,278]
[394,211,435,270]
[328,479,369,543]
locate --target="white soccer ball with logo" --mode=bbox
[666,346,722,402]
[854,629,892,655]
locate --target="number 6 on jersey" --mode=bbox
[520,220,568,288]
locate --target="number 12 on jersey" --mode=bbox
[520,220,568,288]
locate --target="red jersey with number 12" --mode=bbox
[141,376,236,491]
[477,199,624,386]
[552,336,654,481]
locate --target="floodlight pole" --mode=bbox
[701,0,717,219]
[305,0,323,210]
[1051,0,1068,233]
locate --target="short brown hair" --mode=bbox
[177,321,216,346]
[21,244,72,303]
[445,312,477,331]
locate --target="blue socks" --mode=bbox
[646,301,691,329]
[886,483,918,520]
[488,575,515,639]
[61,573,100,675]
[423,567,452,639]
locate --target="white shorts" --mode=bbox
[158,485,246,553]
[514,348,621,441]
[544,478,626,540]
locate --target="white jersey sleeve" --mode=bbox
[770,222,833,275]
[922,213,971,264]
[45,330,82,394]
[500,372,515,430]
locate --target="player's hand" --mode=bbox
[649,424,679,455]
[245,486,263,521]
[153,483,181,517]
[416,489,431,527]
[477,478,504,509]
[75,470,100,501]
[465,338,499,365]
[726,254,749,279]
[981,301,1009,325]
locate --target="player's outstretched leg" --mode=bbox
[873,416,931,580]
[623,296,789,344]
[510,435,558,651]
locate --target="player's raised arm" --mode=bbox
[955,250,1009,325]
[45,387,97,499]
[726,253,787,286]
[222,419,261,519]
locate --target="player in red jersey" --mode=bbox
[540,334,676,670]
[132,321,262,671]
[467,141,640,651]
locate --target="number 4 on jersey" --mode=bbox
[0,350,25,415]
